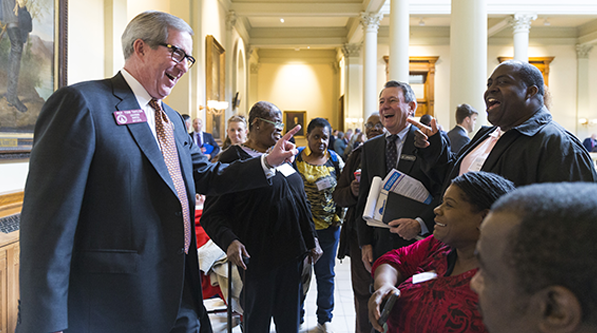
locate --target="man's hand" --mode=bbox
[407,118,438,149]
[265,125,301,167]
[388,218,421,240]
[368,284,401,332]
[350,179,360,197]
[361,244,373,273]
[227,240,251,270]
[307,238,324,264]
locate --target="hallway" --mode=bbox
[208,256,358,333]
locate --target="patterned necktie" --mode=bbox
[150,99,192,253]
[386,134,398,173]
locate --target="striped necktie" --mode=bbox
[149,99,192,253]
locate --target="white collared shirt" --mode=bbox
[120,69,160,147]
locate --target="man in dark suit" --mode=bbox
[582,133,597,152]
[191,117,220,161]
[446,103,478,154]
[409,60,597,190]
[17,11,299,333]
[355,81,443,273]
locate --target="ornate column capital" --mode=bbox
[226,10,237,30]
[246,45,255,59]
[250,63,261,74]
[360,12,383,33]
[509,13,537,35]
[576,44,594,59]
[341,43,362,58]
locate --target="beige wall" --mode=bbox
[257,62,336,132]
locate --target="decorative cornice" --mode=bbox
[226,10,237,31]
[576,44,594,59]
[360,12,383,33]
[341,43,361,58]
[509,13,537,35]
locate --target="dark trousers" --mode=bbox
[348,230,373,333]
[241,259,302,332]
[170,254,212,333]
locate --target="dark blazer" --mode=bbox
[582,137,597,153]
[17,72,268,333]
[355,126,444,261]
[418,107,597,192]
[192,131,221,160]
[446,125,470,154]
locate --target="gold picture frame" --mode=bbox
[284,111,307,138]
[0,0,68,159]
[205,35,225,144]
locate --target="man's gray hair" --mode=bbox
[381,80,417,104]
[121,11,194,60]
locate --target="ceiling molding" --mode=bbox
[488,17,510,37]
[230,2,363,17]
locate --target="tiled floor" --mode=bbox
[208,256,357,333]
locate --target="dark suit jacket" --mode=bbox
[192,131,221,160]
[582,137,597,152]
[446,125,470,154]
[418,107,597,191]
[355,126,444,261]
[17,72,268,333]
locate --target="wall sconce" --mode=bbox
[200,100,229,116]
[579,118,597,126]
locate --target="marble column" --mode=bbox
[576,44,593,137]
[388,0,409,82]
[225,10,237,120]
[360,12,383,120]
[450,0,487,129]
[342,43,363,131]
[510,13,537,62]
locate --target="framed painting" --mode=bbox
[0,0,67,159]
[205,35,225,144]
[284,111,306,138]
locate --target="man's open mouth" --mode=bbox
[487,98,501,111]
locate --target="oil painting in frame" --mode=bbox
[284,110,306,138]
[205,35,225,144]
[0,0,67,159]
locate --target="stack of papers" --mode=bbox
[362,169,432,228]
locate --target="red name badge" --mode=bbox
[113,110,147,125]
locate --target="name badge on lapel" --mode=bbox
[113,110,147,125]
[400,154,416,162]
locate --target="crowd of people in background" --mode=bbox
[16,9,597,333]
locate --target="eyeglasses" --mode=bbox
[258,117,284,130]
[365,122,384,130]
[159,43,196,68]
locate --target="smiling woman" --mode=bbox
[368,171,515,333]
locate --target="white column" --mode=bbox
[225,10,237,120]
[360,12,383,120]
[450,0,487,129]
[342,43,363,130]
[510,13,537,62]
[576,44,593,137]
[388,0,409,82]
[103,0,127,77]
